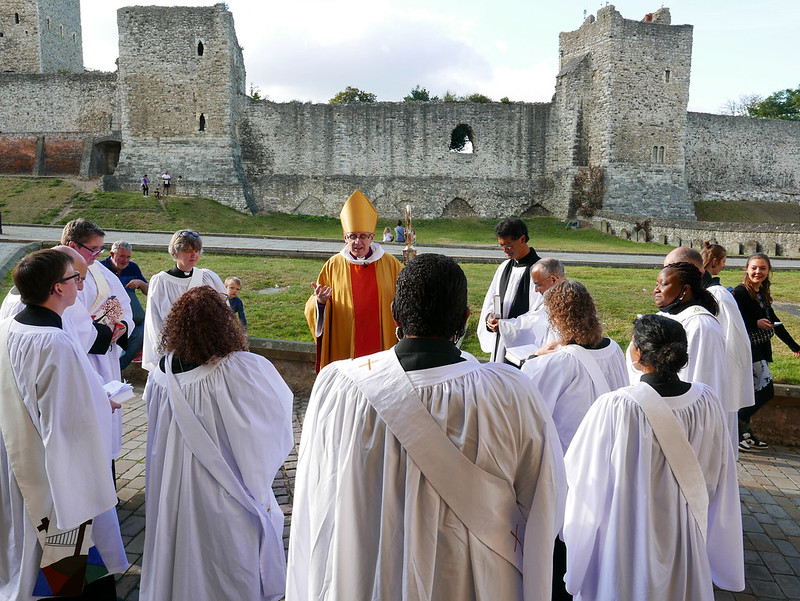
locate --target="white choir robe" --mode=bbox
[563,382,745,601]
[286,357,565,601]
[77,260,134,459]
[627,306,729,411]
[142,269,226,372]
[708,285,755,450]
[521,339,628,453]
[141,352,293,601]
[0,320,127,601]
[478,259,542,361]
[498,302,552,353]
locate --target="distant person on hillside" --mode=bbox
[394,219,405,243]
[382,227,393,243]
[141,174,149,197]
[161,171,171,196]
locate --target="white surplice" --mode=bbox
[522,339,628,453]
[141,352,293,601]
[142,268,225,372]
[286,353,565,601]
[563,382,744,601]
[0,319,127,601]
[478,260,542,361]
[76,260,134,459]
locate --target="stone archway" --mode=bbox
[441,197,477,217]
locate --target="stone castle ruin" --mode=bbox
[1,2,798,220]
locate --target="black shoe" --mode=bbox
[744,432,768,450]
[738,438,752,452]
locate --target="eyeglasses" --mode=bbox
[52,271,82,292]
[178,230,200,239]
[345,233,373,241]
[77,242,105,257]
[498,239,520,250]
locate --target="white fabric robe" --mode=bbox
[76,260,134,459]
[522,339,628,453]
[287,355,565,601]
[0,319,127,601]
[478,260,542,361]
[142,269,226,372]
[627,306,729,409]
[141,352,294,601]
[563,382,744,601]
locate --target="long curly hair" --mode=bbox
[742,252,773,304]
[544,280,603,347]
[158,285,248,365]
[664,261,719,316]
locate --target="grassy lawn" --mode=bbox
[695,200,800,223]
[7,250,797,382]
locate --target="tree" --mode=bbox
[329,86,377,104]
[465,92,492,103]
[404,85,437,102]
[747,85,800,120]
[720,94,762,117]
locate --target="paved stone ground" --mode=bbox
[111,383,800,601]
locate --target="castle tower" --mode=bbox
[0,0,83,73]
[112,3,255,212]
[548,5,695,219]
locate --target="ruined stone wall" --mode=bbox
[686,112,800,203]
[240,99,551,218]
[112,3,253,211]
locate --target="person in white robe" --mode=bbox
[62,219,134,461]
[288,254,565,601]
[142,229,226,372]
[564,314,744,601]
[627,262,729,421]
[0,249,127,601]
[498,258,566,356]
[478,218,542,361]
[521,280,628,454]
[141,285,293,601]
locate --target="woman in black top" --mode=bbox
[733,253,800,451]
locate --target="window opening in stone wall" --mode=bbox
[652,146,658,162]
[46,17,50,29]
[197,41,204,56]
[449,124,474,154]
[0,33,4,37]
[199,114,206,131]
[60,24,63,36]
[665,69,671,83]
[14,13,19,24]
[658,146,665,162]
[72,32,76,42]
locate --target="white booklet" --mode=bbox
[103,379,135,404]
[505,344,540,367]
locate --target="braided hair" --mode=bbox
[664,261,719,316]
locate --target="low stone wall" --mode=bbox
[123,337,800,446]
[593,211,800,257]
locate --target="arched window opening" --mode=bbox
[14,13,19,24]
[199,113,206,131]
[449,124,475,154]
[46,17,50,29]
[665,69,671,83]
[197,41,204,56]
[658,146,665,163]
[652,146,658,162]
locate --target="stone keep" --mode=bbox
[0,0,83,73]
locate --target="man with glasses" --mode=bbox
[62,218,133,466]
[0,249,128,600]
[478,218,542,362]
[305,190,403,371]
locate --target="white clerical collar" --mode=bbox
[339,242,385,265]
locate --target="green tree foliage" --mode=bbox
[329,86,377,104]
[747,85,800,120]
[500,96,512,104]
[404,85,438,102]
[465,92,492,103]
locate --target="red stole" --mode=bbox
[350,262,381,358]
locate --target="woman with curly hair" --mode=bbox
[521,280,627,453]
[563,314,744,600]
[142,229,226,372]
[733,253,800,451]
[141,286,294,601]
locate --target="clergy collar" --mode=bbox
[167,265,193,278]
[14,304,62,329]
[339,242,385,266]
[511,247,538,268]
[640,372,691,397]
[569,337,611,350]
[159,354,201,374]
[394,337,466,372]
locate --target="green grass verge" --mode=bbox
[695,200,800,223]
[6,251,799,383]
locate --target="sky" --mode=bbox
[79,0,798,113]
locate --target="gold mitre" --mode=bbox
[340,190,378,233]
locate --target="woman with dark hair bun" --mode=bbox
[628,262,729,426]
[563,314,744,601]
[141,286,294,601]
[733,253,800,451]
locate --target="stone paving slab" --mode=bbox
[111,383,800,601]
